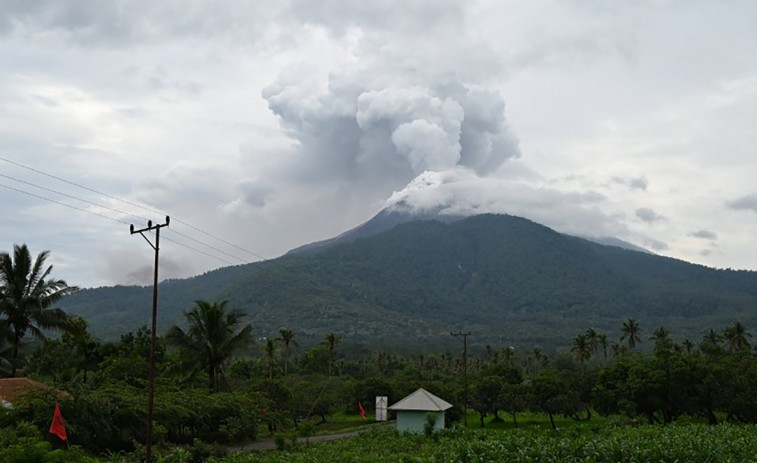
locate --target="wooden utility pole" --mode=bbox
[130,216,169,463]
[451,331,471,427]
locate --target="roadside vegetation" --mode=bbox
[3,244,757,462]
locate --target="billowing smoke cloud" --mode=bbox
[263,79,520,190]
[384,168,628,238]
[261,0,520,202]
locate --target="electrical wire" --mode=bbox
[1,171,247,263]
[0,155,267,261]
[0,182,238,266]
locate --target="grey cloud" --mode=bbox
[629,177,648,191]
[700,249,712,257]
[635,207,664,223]
[135,166,236,212]
[285,0,464,37]
[643,237,669,251]
[0,0,273,46]
[233,180,274,208]
[612,176,648,191]
[727,194,757,213]
[689,229,717,240]
[149,72,203,96]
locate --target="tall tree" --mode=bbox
[585,328,599,354]
[166,300,253,392]
[276,328,298,375]
[724,322,752,353]
[263,338,276,379]
[620,318,641,350]
[702,328,723,350]
[571,333,592,369]
[323,332,341,376]
[650,326,673,353]
[0,244,80,376]
[597,334,609,360]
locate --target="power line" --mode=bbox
[0,155,266,260]
[2,170,247,264]
[0,182,237,266]
[0,172,150,223]
[0,182,129,225]
[163,229,239,265]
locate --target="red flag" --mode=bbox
[49,402,67,441]
[358,401,366,421]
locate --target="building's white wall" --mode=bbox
[396,410,446,433]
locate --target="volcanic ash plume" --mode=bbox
[263,76,520,192]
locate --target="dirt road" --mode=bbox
[229,430,361,452]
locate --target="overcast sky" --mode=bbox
[1,0,756,288]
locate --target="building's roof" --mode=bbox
[389,388,453,411]
[0,377,50,407]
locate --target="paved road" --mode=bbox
[229,430,361,452]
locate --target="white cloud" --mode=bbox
[2,0,757,287]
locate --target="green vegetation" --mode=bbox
[224,424,757,463]
[166,300,254,392]
[60,214,757,349]
[0,244,81,376]
[6,241,757,462]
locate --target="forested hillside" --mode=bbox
[61,214,757,348]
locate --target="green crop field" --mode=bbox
[215,423,757,463]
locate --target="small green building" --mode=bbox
[389,388,453,433]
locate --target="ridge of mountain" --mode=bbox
[61,213,757,349]
[288,206,647,256]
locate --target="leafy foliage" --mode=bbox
[165,300,254,392]
[0,244,80,375]
[61,215,757,349]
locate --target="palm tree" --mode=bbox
[532,347,548,369]
[263,338,276,379]
[681,338,694,354]
[485,345,495,362]
[0,326,15,377]
[502,347,516,366]
[166,300,253,392]
[570,334,592,369]
[650,326,673,353]
[0,244,80,376]
[723,322,752,353]
[323,332,341,376]
[702,328,723,349]
[585,328,599,354]
[597,334,609,360]
[276,328,298,375]
[610,342,624,358]
[620,318,641,350]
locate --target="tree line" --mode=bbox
[4,244,757,460]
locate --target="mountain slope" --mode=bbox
[61,214,757,349]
